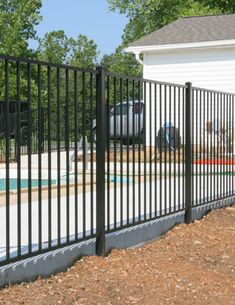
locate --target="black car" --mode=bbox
[0,100,29,145]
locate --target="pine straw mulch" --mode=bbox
[0,205,235,305]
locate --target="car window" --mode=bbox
[116,104,128,115]
[0,101,28,114]
[9,102,16,113]
[20,102,28,112]
[0,102,14,113]
[133,103,143,114]
[0,102,5,114]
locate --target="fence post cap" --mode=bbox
[96,65,105,72]
[185,82,192,87]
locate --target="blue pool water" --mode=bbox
[0,175,131,191]
[108,175,132,183]
[0,178,57,191]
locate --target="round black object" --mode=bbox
[157,126,181,151]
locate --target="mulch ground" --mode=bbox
[0,205,234,305]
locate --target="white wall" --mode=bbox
[143,47,235,146]
[143,47,235,93]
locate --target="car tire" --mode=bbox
[122,138,133,146]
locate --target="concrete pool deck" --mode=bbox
[1,172,235,262]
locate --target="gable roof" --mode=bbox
[128,14,235,47]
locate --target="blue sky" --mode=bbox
[30,0,127,58]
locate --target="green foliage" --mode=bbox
[180,2,221,17]
[0,0,42,57]
[37,31,99,68]
[101,46,142,76]
[36,32,99,141]
[70,34,99,69]
[204,0,235,13]
[0,0,42,107]
[34,31,99,134]
[38,30,74,64]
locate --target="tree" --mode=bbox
[0,0,42,103]
[38,32,99,68]
[70,34,99,69]
[0,0,42,58]
[101,46,142,76]
[37,30,74,64]
[204,0,235,13]
[37,31,100,141]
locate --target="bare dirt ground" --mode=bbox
[0,205,234,305]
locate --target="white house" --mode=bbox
[126,14,235,147]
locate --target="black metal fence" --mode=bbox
[0,54,234,266]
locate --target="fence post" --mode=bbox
[185,82,192,224]
[96,66,106,256]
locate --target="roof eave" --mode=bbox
[125,39,235,54]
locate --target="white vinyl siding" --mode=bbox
[143,47,235,93]
[143,47,235,146]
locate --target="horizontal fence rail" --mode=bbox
[0,55,234,266]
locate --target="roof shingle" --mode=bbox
[129,14,235,47]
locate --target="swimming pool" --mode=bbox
[0,178,57,191]
[0,175,132,191]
